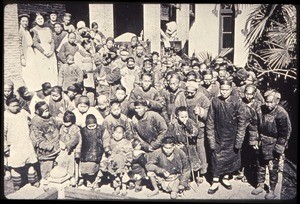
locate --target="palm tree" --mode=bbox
[244,4,297,82]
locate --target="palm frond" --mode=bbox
[244,4,278,48]
[215,47,234,59]
[259,46,290,69]
[196,51,213,62]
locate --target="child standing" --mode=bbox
[101,126,133,196]
[95,95,110,119]
[80,114,104,190]
[30,101,61,186]
[4,98,39,190]
[58,54,84,92]
[55,111,81,187]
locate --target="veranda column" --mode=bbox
[176,4,190,55]
[143,4,161,55]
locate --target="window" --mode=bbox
[219,4,235,62]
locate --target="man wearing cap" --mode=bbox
[45,11,59,32]
[251,89,291,199]
[62,13,75,33]
[206,80,247,194]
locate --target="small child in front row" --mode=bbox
[128,139,148,192]
[100,125,133,196]
[55,111,81,187]
[4,97,40,190]
[80,114,104,190]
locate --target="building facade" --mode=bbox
[4,3,253,87]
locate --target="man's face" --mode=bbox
[244,88,255,103]
[110,103,121,117]
[8,102,20,114]
[54,24,63,34]
[134,105,147,118]
[77,103,89,114]
[51,91,62,102]
[265,95,278,111]
[50,14,57,22]
[20,17,29,28]
[203,74,212,87]
[141,75,152,91]
[220,85,232,99]
[177,110,188,125]
[162,143,175,157]
[200,64,207,73]
[185,87,197,99]
[169,78,179,92]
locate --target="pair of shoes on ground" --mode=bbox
[251,186,276,199]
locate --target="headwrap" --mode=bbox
[4,79,14,90]
[77,96,90,106]
[264,89,281,101]
[186,81,199,91]
[85,114,97,125]
[35,101,48,115]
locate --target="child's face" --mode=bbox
[68,33,76,44]
[77,103,89,113]
[192,66,200,73]
[87,123,97,130]
[97,98,108,110]
[115,90,126,101]
[112,127,124,141]
[8,102,20,114]
[63,16,71,25]
[66,55,74,64]
[63,122,72,127]
[127,59,135,68]
[51,91,62,102]
[106,40,114,49]
[110,103,121,117]
[177,110,188,125]
[41,108,50,118]
[67,90,76,99]
[134,105,147,118]
[141,75,152,91]
[120,51,129,61]
[4,85,12,98]
[54,24,62,34]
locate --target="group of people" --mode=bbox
[3,10,292,200]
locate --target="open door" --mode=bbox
[113,3,143,38]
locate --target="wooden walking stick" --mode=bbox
[186,136,198,192]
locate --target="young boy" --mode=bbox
[55,111,81,187]
[44,86,74,127]
[128,139,148,192]
[95,95,110,119]
[58,32,79,64]
[30,101,61,186]
[102,99,133,144]
[4,98,39,190]
[100,126,133,196]
[169,106,203,184]
[114,85,132,118]
[58,54,84,92]
[80,114,104,190]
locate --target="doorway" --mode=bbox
[65,2,90,28]
[113,3,143,38]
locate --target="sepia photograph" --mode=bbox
[2,1,298,201]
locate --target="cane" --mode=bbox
[186,135,198,192]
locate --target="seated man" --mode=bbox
[145,136,190,199]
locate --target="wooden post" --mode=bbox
[64,187,135,200]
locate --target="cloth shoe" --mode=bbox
[251,184,264,195]
[265,190,276,199]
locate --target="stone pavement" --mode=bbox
[5,169,282,200]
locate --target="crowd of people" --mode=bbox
[3,11,292,200]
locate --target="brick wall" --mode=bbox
[3,3,66,89]
[18,3,66,26]
[4,4,23,88]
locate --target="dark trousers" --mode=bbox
[257,156,279,191]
